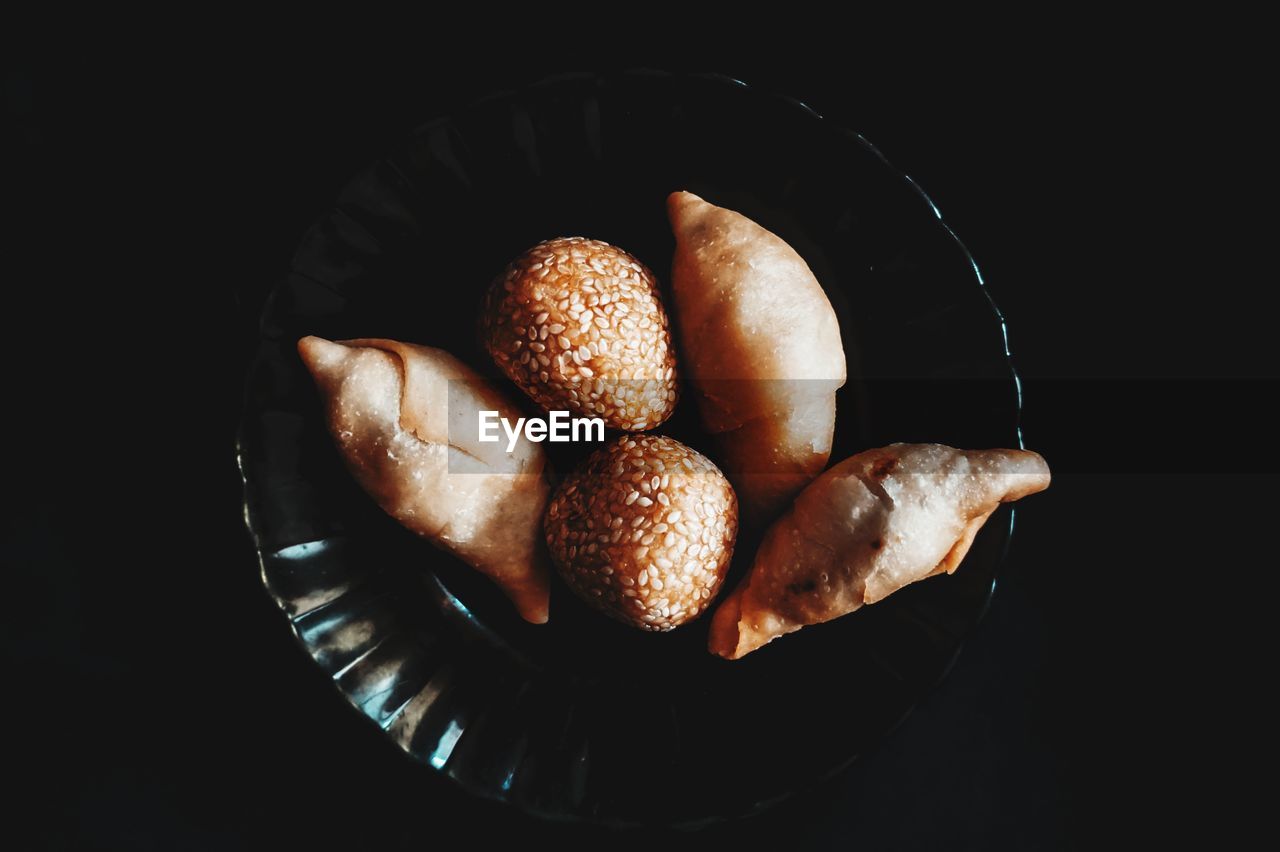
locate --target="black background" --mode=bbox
[7,42,1271,849]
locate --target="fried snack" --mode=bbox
[546,435,737,631]
[482,237,679,431]
[667,191,846,525]
[298,336,551,623]
[708,444,1050,659]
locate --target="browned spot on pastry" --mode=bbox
[870,538,883,551]
[871,457,897,480]
[786,579,818,595]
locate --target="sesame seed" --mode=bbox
[543,434,737,630]
[483,239,678,431]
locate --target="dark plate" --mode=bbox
[237,70,1022,827]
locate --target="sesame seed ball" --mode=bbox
[546,435,738,631]
[482,237,680,431]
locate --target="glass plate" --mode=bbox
[237,70,1022,827]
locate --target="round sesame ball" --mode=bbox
[482,237,679,431]
[546,435,738,631]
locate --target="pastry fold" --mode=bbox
[298,336,551,623]
[668,191,846,524]
[709,443,1050,658]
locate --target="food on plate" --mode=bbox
[667,191,846,525]
[481,237,679,431]
[298,336,552,623]
[545,435,738,631]
[708,443,1050,659]
[295,192,1048,656]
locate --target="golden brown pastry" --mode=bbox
[298,336,551,623]
[708,443,1050,659]
[481,237,679,431]
[546,435,737,631]
[667,191,846,525]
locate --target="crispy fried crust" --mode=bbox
[709,444,1050,658]
[298,336,551,623]
[667,191,846,526]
